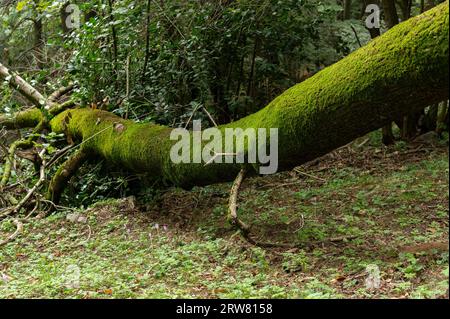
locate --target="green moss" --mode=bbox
[0,108,44,129]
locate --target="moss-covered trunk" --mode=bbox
[2,3,449,189]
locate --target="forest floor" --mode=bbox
[0,131,448,299]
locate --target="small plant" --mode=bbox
[282,250,309,273]
[396,253,424,279]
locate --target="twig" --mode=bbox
[0,148,47,219]
[184,103,219,129]
[203,147,237,166]
[355,138,370,148]
[85,224,92,241]
[201,106,218,127]
[46,144,75,168]
[184,103,202,129]
[152,0,186,40]
[258,180,302,190]
[14,148,46,212]
[294,168,327,182]
[124,55,131,119]
[22,200,40,220]
[40,199,78,212]
[47,84,75,104]
[0,219,23,246]
[350,25,362,48]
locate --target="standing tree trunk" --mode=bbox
[33,18,44,69]
[398,0,434,140]
[141,0,152,83]
[382,0,399,28]
[107,0,119,82]
[344,0,352,20]
[29,0,45,69]
[436,100,449,136]
[367,0,396,145]
[396,0,412,21]
[60,2,72,34]
[381,0,400,135]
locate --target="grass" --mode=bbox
[0,132,448,298]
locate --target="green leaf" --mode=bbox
[16,0,27,12]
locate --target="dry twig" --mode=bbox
[0,219,23,246]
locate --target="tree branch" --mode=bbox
[0,62,50,108]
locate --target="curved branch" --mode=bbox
[49,99,76,116]
[0,108,44,130]
[47,84,75,104]
[0,219,23,246]
[47,149,89,204]
[0,139,32,188]
[0,148,46,219]
[11,148,46,214]
[227,167,357,248]
[0,120,46,188]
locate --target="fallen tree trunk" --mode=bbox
[1,3,449,194]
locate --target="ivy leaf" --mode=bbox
[16,0,27,12]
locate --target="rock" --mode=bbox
[413,131,439,145]
[124,196,136,210]
[66,213,80,223]
[66,213,87,223]
[77,216,88,223]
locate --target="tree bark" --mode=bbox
[396,0,412,20]
[344,0,352,20]
[382,0,399,28]
[60,2,71,34]
[32,0,45,69]
[1,3,449,191]
[0,63,48,107]
[436,100,449,136]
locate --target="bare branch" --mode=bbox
[0,219,23,246]
[0,62,50,108]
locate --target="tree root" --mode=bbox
[228,168,251,235]
[228,168,358,249]
[0,219,23,246]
